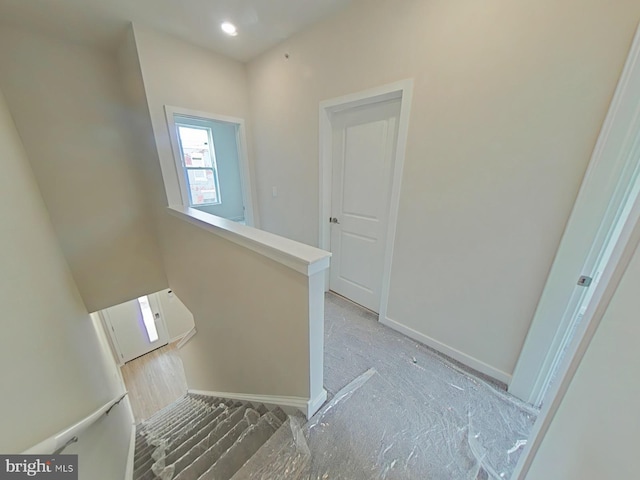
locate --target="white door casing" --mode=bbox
[508,24,640,407]
[102,294,170,364]
[319,79,414,318]
[329,99,401,312]
[512,23,640,480]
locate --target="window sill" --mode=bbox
[192,202,222,207]
[167,206,331,276]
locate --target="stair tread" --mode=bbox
[144,400,211,438]
[162,407,251,479]
[154,404,213,442]
[134,406,230,476]
[198,415,279,480]
[271,407,288,423]
[167,404,228,446]
[141,396,192,427]
[134,395,288,480]
[135,397,208,471]
[172,416,253,480]
[163,405,246,467]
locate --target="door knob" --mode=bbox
[329,217,340,224]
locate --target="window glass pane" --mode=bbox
[137,296,159,342]
[176,122,221,206]
[178,126,213,168]
[187,169,218,205]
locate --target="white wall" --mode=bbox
[247,0,640,380]
[161,213,323,403]
[156,289,195,341]
[117,25,170,217]
[121,25,327,412]
[70,314,135,480]
[0,25,167,313]
[0,85,132,474]
[64,404,133,480]
[525,241,640,479]
[132,23,258,220]
[116,29,199,345]
[509,25,640,401]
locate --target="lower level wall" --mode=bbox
[65,401,134,480]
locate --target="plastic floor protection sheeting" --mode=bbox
[232,294,538,480]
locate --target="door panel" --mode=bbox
[508,31,640,404]
[329,98,401,312]
[342,121,388,218]
[103,294,169,364]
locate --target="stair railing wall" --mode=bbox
[161,207,331,418]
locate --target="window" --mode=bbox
[175,120,221,206]
[137,296,159,342]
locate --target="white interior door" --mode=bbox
[103,294,170,364]
[329,98,401,312]
[509,27,640,405]
[538,171,640,402]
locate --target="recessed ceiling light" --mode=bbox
[221,22,238,36]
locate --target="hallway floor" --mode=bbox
[237,292,538,480]
[124,294,537,478]
[121,342,188,423]
[318,292,537,479]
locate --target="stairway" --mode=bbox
[133,393,289,480]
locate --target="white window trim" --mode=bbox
[175,121,222,207]
[164,106,258,227]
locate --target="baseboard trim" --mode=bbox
[175,327,197,349]
[381,316,512,385]
[188,388,327,419]
[308,389,327,418]
[124,422,136,480]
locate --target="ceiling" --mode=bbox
[0,0,353,61]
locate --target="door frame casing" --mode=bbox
[512,170,640,479]
[509,24,640,406]
[164,105,258,227]
[100,294,170,365]
[511,23,640,479]
[319,79,414,317]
